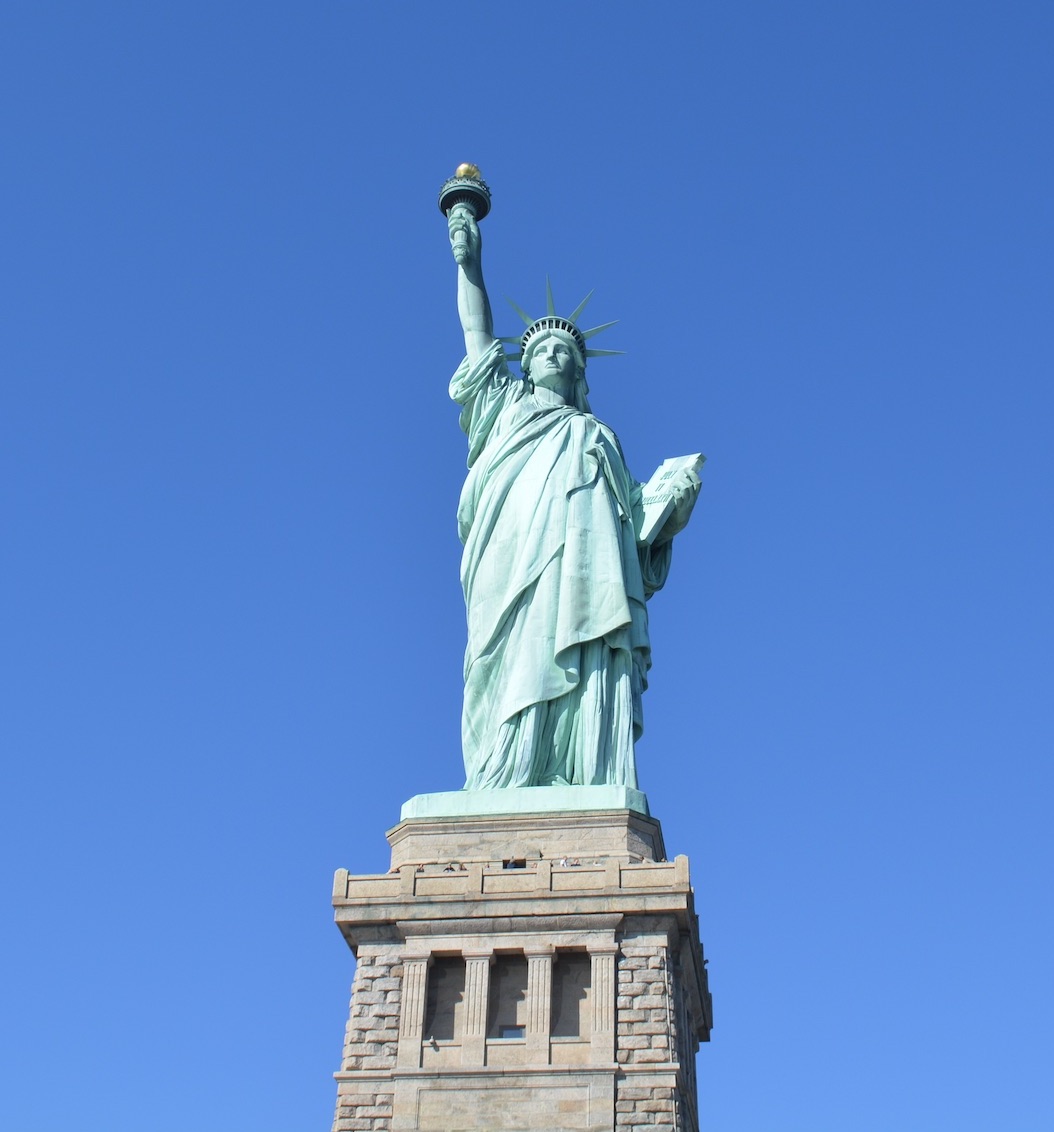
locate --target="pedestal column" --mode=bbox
[397,955,431,1066]
[525,946,554,1062]
[589,943,618,1064]
[462,950,493,1065]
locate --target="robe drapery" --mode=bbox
[450,342,671,791]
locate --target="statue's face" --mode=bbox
[526,332,578,391]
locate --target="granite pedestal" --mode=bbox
[331,796,711,1132]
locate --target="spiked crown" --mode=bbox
[500,280,623,373]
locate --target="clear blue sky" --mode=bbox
[2,3,1052,1129]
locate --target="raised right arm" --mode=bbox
[448,206,495,364]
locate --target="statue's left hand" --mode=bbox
[655,469,701,544]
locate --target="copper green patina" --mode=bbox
[434,167,702,812]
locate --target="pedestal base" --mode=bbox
[400,785,651,821]
[331,805,711,1132]
[387,805,665,871]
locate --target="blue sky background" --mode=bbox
[2,3,1052,1129]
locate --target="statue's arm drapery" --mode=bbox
[449,341,522,470]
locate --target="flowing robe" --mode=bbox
[450,342,671,791]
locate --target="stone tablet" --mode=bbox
[636,453,707,545]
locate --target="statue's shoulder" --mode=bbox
[451,349,529,419]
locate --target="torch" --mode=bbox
[438,163,492,265]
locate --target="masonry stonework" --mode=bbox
[331,809,711,1132]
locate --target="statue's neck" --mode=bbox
[530,383,573,408]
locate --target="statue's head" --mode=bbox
[520,326,585,383]
[507,285,622,412]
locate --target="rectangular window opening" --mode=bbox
[423,956,466,1042]
[551,950,592,1039]
[487,953,528,1039]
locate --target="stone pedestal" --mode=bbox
[331,804,711,1132]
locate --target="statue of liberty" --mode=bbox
[443,167,702,794]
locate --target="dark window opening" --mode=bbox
[423,956,466,1042]
[551,951,591,1038]
[487,954,528,1038]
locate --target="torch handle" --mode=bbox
[447,201,475,266]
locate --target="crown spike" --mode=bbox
[584,349,626,359]
[506,297,535,326]
[568,290,595,324]
[582,320,618,340]
[545,277,556,317]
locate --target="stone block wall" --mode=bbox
[332,1091,394,1132]
[614,931,700,1132]
[615,1084,678,1127]
[616,942,675,1067]
[338,944,402,1073]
